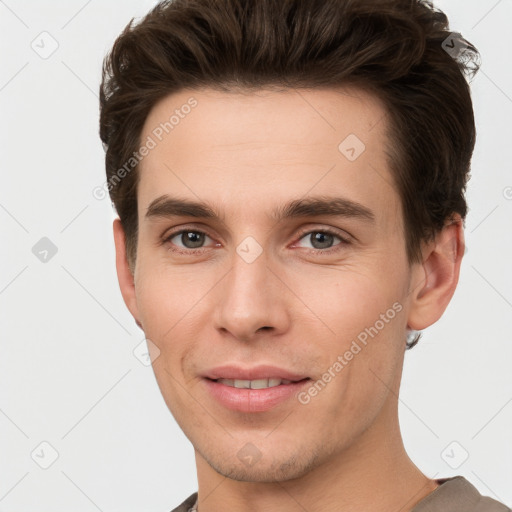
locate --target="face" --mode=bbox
[124,87,421,481]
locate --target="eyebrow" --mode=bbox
[145,194,375,223]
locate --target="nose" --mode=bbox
[212,247,291,342]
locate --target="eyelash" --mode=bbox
[162,226,351,256]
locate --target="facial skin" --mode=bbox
[114,87,464,511]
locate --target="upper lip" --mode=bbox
[203,365,309,382]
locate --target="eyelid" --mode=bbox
[294,225,352,243]
[162,227,220,255]
[290,226,352,253]
[162,224,217,243]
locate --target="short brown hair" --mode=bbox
[99,0,480,347]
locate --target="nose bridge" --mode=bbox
[213,244,289,339]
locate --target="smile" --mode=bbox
[215,378,293,389]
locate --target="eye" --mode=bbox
[164,229,215,252]
[162,227,351,256]
[294,229,350,252]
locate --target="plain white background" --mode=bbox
[1,1,511,510]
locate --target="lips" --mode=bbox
[201,365,311,412]
[203,364,309,382]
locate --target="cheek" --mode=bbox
[290,265,406,403]
[289,264,404,344]
[134,265,207,352]
[133,268,206,419]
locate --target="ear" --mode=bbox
[407,214,465,331]
[113,218,143,330]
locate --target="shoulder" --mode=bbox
[413,476,510,512]
[169,492,198,512]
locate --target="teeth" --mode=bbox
[216,378,293,389]
[268,378,282,388]
[250,379,271,389]
[234,379,251,389]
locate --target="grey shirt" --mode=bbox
[170,476,511,512]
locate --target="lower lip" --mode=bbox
[203,378,311,412]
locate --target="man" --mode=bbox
[99,0,510,510]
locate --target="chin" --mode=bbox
[200,445,322,483]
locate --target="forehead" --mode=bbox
[136,86,401,230]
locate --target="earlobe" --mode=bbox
[112,218,142,330]
[407,215,465,331]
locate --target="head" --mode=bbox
[100,0,479,483]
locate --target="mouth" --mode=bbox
[201,365,312,412]
[202,368,312,412]
[203,364,310,382]
[207,377,309,389]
